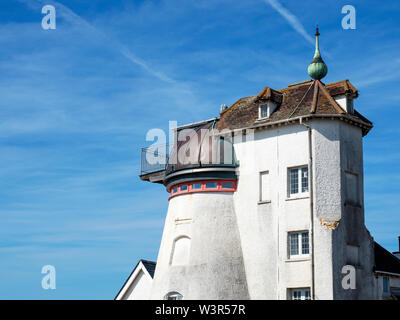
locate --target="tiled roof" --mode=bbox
[217,79,372,135]
[374,242,400,275]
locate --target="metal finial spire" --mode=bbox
[315,25,320,36]
[307,26,327,80]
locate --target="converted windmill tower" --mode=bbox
[117,28,400,300]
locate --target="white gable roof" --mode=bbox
[115,260,156,300]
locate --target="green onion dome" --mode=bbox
[308,27,328,80]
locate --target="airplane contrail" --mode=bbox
[19,0,175,83]
[263,0,314,46]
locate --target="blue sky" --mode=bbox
[0,0,399,299]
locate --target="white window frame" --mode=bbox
[258,101,277,119]
[289,288,311,300]
[288,231,310,258]
[288,166,309,197]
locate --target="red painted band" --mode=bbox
[168,179,237,200]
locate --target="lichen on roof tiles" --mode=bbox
[217,79,372,135]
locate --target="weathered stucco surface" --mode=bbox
[150,192,249,300]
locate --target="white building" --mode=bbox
[116,29,400,300]
[115,260,155,300]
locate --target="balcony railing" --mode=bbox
[140,144,169,175]
[140,140,237,176]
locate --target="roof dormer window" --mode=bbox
[259,101,277,119]
[347,97,354,114]
[334,94,354,114]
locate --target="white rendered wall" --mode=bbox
[121,270,153,300]
[150,192,249,300]
[232,124,312,299]
[311,120,376,299]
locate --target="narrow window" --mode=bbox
[260,105,268,118]
[170,236,191,266]
[289,166,308,196]
[259,171,270,202]
[383,277,389,293]
[192,183,202,190]
[290,168,299,194]
[301,232,309,254]
[290,233,299,256]
[346,244,359,265]
[290,288,311,300]
[259,102,277,119]
[289,231,310,258]
[222,182,234,189]
[173,186,178,193]
[205,182,218,189]
[345,172,359,205]
[301,167,308,193]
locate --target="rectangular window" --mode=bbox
[290,233,299,256]
[222,182,234,189]
[259,171,270,202]
[260,105,268,118]
[383,277,389,293]
[289,166,308,196]
[259,102,277,119]
[180,185,188,191]
[301,167,308,193]
[205,182,218,189]
[173,187,178,193]
[290,288,311,300]
[192,183,202,190]
[345,172,359,205]
[301,232,309,254]
[289,231,310,258]
[346,244,359,265]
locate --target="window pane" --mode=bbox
[290,233,299,256]
[192,183,202,190]
[345,172,358,204]
[222,182,234,189]
[290,169,299,194]
[261,105,268,118]
[301,232,309,254]
[180,185,188,191]
[292,290,301,300]
[383,277,389,292]
[301,167,308,192]
[205,182,218,189]
[173,187,178,193]
[304,289,311,300]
